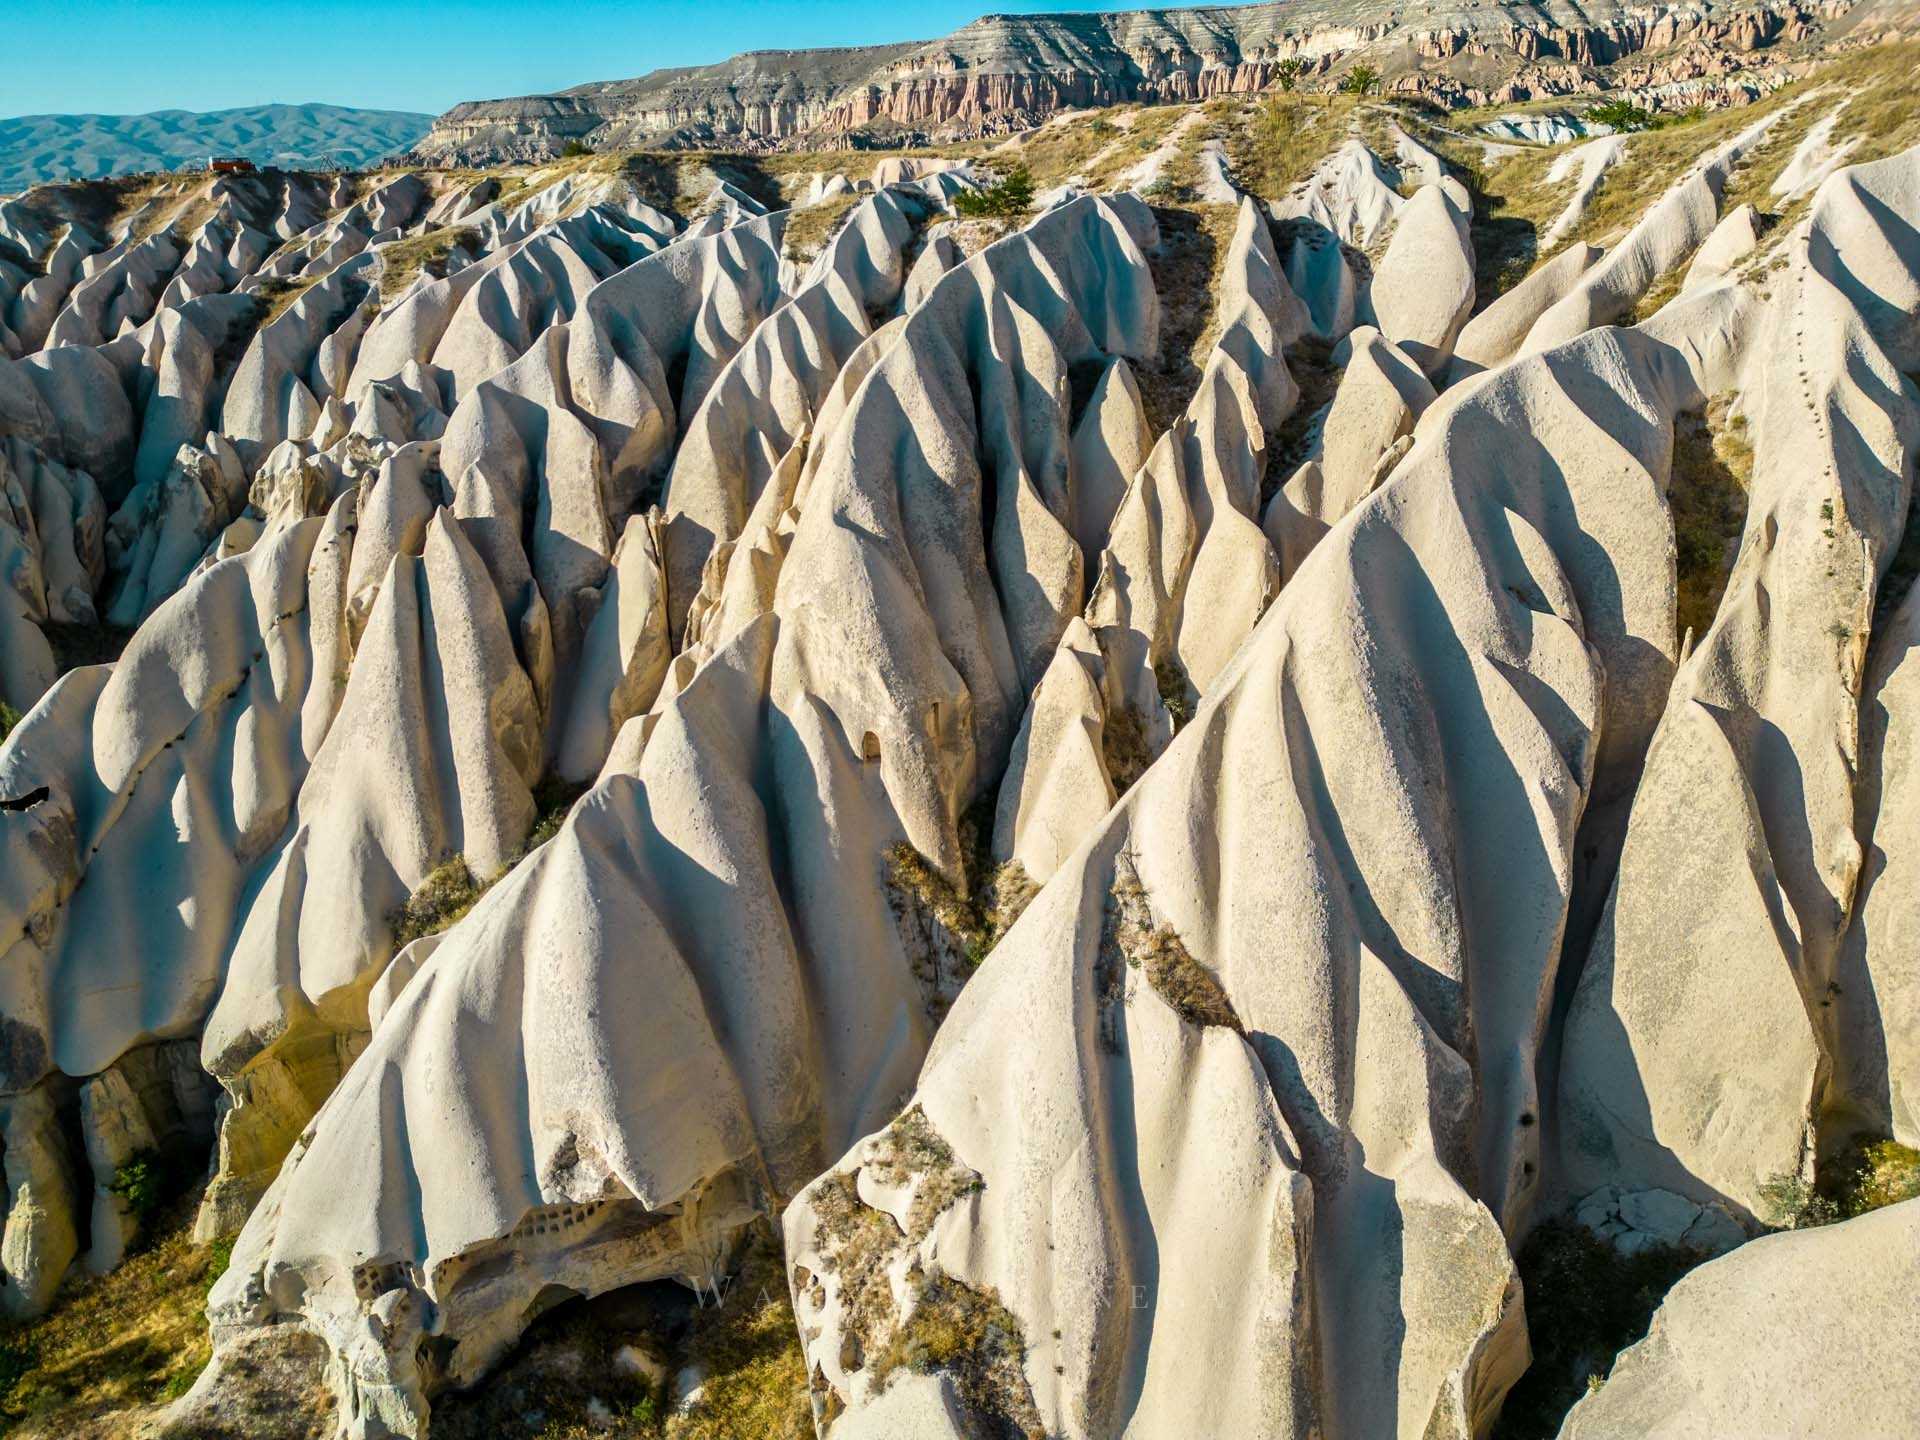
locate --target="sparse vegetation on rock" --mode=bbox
[389,777,586,947]
[1108,870,1243,1034]
[1492,1219,1705,1440]
[952,165,1034,219]
[1760,1137,1920,1231]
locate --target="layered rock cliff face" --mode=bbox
[420,44,925,163]
[412,0,1859,164]
[4,31,1920,1440]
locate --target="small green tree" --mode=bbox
[561,137,594,158]
[0,701,21,745]
[1588,99,1656,133]
[1340,64,1382,96]
[1274,58,1305,94]
[108,1156,168,1221]
[952,165,1035,219]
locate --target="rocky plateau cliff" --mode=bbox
[414,0,1877,162]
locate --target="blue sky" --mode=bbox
[5,0,1203,119]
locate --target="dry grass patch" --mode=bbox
[1102,701,1154,795]
[250,274,324,324]
[1225,93,1363,200]
[883,789,1040,1017]
[1135,201,1241,434]
[781,192,859,261]
[1623,261,1693,324]
[1001,107,1133,190]
[117,178,191,241]
[884,835,1039,1019]
[389,777,586,947]
[0,1189,228,1434]
[807,1172,904,1369]
[1265,333,1344,497]
[873,1271,1043,1440]
[1725,40,1920,212]
[1108,871,1242,1034]
[863,1107,985,1244]
[431,1222,809,1440]
[377,226,478,300]
[1669,396,1753,642]
[1084,105,1189,191]
[666,1227,811,1440]
[805,1137,1039,1438]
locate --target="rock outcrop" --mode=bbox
[4,47,1920,1440]
[412,0,1853,162]
[790,315,1703,1437]
[1559,1201,1920,1437]
[199,193,1162,1435]
[1558,147,1920,1221]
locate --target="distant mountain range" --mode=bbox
[0,103,433,192]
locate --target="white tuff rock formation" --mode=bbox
[2,57,1919,1440]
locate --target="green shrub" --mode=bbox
[0,701,21,745]
[1273,58,1305,93]
[108,1152,195,1228]
[561,138,594,158]
[1339,65,1381,96]
[108,1159,159,1217]
[952,166,1035,219]
[203,1235,235,1297]
[1853,1138,1920,1210]
[390,855,483,949]
[1588,100,1657,133]
[1154,657,1193,731]
[0,1338,31,1401]
[1761,1136,1920,1229]
[1491,1220,1703,1439]
[1757,1171,1838,1230]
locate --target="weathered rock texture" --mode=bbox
[3,50,1920,1440]
[1559,1201,1920,1438]
[199,193,1163,1435]
[1558,147,1920,1222]
[413,0,1854,162]
[790,313,1702,1438]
